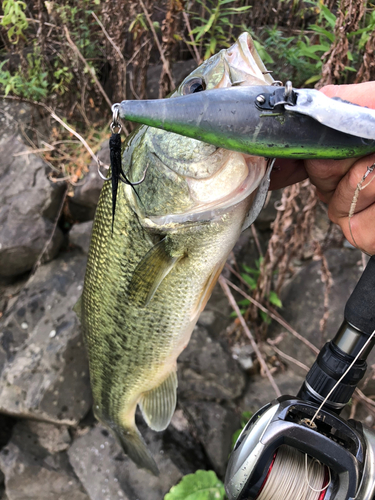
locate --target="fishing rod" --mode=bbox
[225,255,375,500]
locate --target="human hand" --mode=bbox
[269,81,375,255]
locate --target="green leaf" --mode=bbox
[304,74,322,85]
[268,291,282,308]
[240,273,257,289]
[319,5,336,28]
[164,470,225,500]
[260,310,271,324]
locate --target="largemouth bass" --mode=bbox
[75,33,270,475]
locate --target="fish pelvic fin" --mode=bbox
[128,237,183,307]
[139,369,178,432]
[114,422,159,476]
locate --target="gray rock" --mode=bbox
[268,248,364,379]
[183,402,240,476]
[68,143,107,221]
[0,99,48,141]
[0,420,89,500]
[68,420,206,500]
[69,222,93,254]
[240,371,305,414]
[0,251,92,424]
[0,135,65,277]
[178,326,246,402]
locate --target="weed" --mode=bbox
[1,0,28,41]
[230,261,282,324]
[189,0,251,60]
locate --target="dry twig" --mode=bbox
[139,0,174,88]
[0,95,109,172]
[219,275,281,397]
[267,340,310,372]
[63,26,113,110]
[225,265,319,355]
[32,188,67,274]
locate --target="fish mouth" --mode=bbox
[148,154,266,226]
[223,32,274,87]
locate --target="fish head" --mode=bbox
[124,33,271,227]
[176,31,274,92]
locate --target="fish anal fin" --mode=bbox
[128,238,182,307]
[139,369,178,432]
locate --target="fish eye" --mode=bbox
[182,77,206,95]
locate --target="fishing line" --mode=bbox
[256,445,329,500]
[348,162,375,256]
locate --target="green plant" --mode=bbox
[230,260,282,323]
[0,0,28,41]
[164,470,225,500]
[189,0,251,60]
[231,411,252,449]
[0,52,48,99]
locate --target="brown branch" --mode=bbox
[219,275,281,397]
[63,26,112,110]
[139,0,174,87]
[32,188,67,274]
[182,10,201,65]
[251,225,263,257]
[0,95,109,171]
[267,340,309,372]
[224,265,319,355]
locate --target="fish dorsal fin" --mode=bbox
[139,369,178,432]
[128,238,182,307]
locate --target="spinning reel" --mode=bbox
[226,256,375,500]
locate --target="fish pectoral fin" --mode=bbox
[139,369,178,432]
[128,238,183,307]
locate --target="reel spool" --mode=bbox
[256,445,329,500]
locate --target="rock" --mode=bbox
[183,402,240,477]
[240,371,305,414]
[0,135,65,277]
[268,248,365,379]
[177,325,246,402]
[0,251,92,424]
[0,420,89,500]
[68,142,108,222]
[68,420,207,500]
[0,99,49,141]
[69,221,93,254]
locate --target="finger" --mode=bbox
[304,82,375,202]
[304,158,357,203]
[328,154,375,221]
[320,81,375,109]
[269,159,307,190]
[337,205,375,256]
